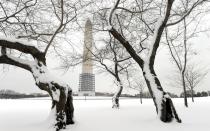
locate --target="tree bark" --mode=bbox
[191,88,194,102]
[140,91,143,104]
[31,61,74,131]
[108,0,181,123]
[0,33,74,131]
[181,73,188,107]
[143,63,181,123]
[182,18,188,107]
[37,82,74,131]
[112,80,123,108]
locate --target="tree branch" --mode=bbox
[109,27,144,68]
[149,0,174,66]
[0,38,45,63]
[0,55,31,71]
[166,0,208,27]
[44,0,64,56]
[109,0,121,26]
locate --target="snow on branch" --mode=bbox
[7,55,35,66]
[0,36,35,46]
[146,0,174,65]
[30,60,68,89]
[141,0,175,115]
[0,55,32,71]
[109,27,144,67]
[0,36,44,62]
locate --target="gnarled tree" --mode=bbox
[107,0,181,123]
[0,0,78,130]
[106,0,208,122]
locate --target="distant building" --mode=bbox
[78,19,95,96]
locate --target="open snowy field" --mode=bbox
[0,97,210,131]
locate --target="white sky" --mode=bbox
[1,33,210,96]
[1,1,210,96]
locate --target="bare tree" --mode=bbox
[0,0,79,130]
[165,20,189,107]
[165,0,209,107]
[168,63,208,101]
[91,34,133,108]
[87,0,148,109]
[185,64,208,102]
[103,0,208,123]
[130,78,145,104]
[107,0,181,123]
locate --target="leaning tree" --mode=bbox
[104,0,208,123]
[0,0,78,130]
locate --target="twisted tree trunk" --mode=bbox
[39,84,74,130]
[143,63,181,122]
[49,85,74,130]
[108,0,182,122]
[0,37,74,131]
[31,61,74,131]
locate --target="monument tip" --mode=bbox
[85,18,92,26]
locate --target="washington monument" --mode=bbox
[78,19,95,96]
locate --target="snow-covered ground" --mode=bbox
[0,97,210,131]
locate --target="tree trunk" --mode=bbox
[143,64,181,123]
[182,18,188,107]
[108,0,181,123]
[0,40,74,130]
[181,72,188,107]
[112,81,123,108]
[38,82,74,131]
[65,89,74,125]
[31,62,74,131]
[140,91,143,104]
[191,88,194,102]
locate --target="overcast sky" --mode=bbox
[1,32,210,96]
[1,3,210,96]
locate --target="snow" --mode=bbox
[143,62,163,116]
[142,16,165,116]
[29,60,71,102]
[51,89,60,102]
[0,97,210,131]
[7,55,35,66]
[46,107,57,128]
[5,55,70,102]
[5,53,70,102]
[113,80,123,96]
[30,60,68,88]
[105,25,113,30]
[144,17,164,62]
[0,35,38,47]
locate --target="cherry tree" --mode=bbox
[106,0,181,123]
[0,0,78,130]
[91,35,133,108]
[105,0,208,123]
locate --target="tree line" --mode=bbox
[0,89,49,99]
